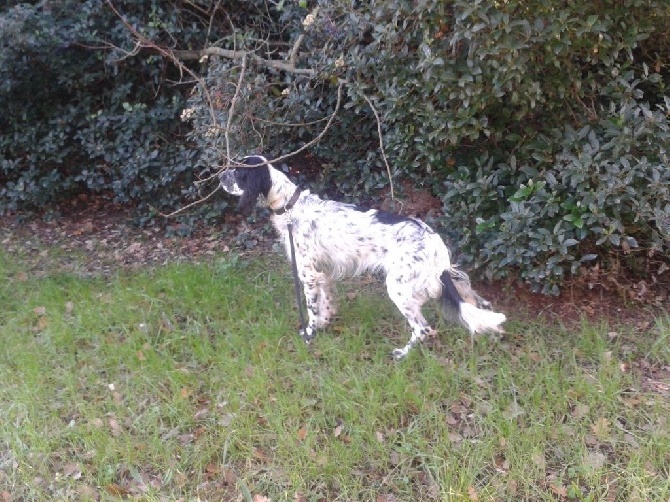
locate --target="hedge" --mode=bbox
[1,0,668,291]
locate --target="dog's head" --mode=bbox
[219,155,273,213]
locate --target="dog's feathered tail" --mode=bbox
[440,271,506,335]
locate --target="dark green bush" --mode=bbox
[446,71,670,292]
[0,0,203,217]
[1,0,669,291]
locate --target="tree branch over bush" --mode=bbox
[106,1,397,214]
[172,47,315,76]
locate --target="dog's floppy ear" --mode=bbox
[236,156,272,213]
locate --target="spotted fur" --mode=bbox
[219,155,506,359]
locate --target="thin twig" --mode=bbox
[290,7,318,66]
[225,54,247,162]
[361,92,394,200]
[289,34,304,67]
[206,0,222,44]
[252,114,329,127]
[151,184,222,218]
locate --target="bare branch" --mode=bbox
[152,184,223,219]
[173,47,316,76]
[289,34,305,67]
[289,7,318,66]
[106,0,220,129]
[361,93,395,200]
[206,0,223,43]
[265,81,345,167]
[225,54,247,161]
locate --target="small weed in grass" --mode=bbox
[0,251,669,500]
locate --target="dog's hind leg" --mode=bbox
[315,280,337,329]
[385,279,435,360]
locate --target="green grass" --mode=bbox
[0,251,669,501]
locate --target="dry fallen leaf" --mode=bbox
[549,483,567,497]
[222,466,236,485]
[445,413,458,425]
[582,451,606,473]
[494,454,510,473]
[178,433,194,445]
[592,417,611,439]
[109,418,122,437]
[105,483,130,497]
[448,432,463,443]
[194,407,209,421]
[61,462,82,479]
[297,426,308,441]
[253,448,270,463]
[571,403,590,419]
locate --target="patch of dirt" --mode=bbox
[474,278,665,330]
[0,195,238,277]
[379,180,443,219]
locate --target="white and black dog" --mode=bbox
[219,155,506,359]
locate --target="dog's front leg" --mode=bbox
[299,277,320,343]
[295,262,326,343]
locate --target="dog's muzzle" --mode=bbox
[219,170,243,196]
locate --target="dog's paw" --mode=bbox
[391,347,409,361]
[299,327,316,344]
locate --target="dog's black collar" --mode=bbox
[273,187,301,215]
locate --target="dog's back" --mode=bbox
[279,195,445,283]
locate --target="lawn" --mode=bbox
[0,249,668,501]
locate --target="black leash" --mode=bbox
[287,221,306,333]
